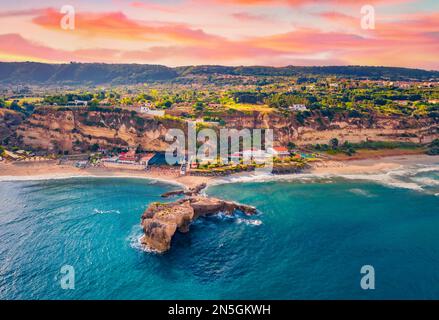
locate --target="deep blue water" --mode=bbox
[0,166,438,299]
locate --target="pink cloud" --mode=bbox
[31,8,222,44]
[209,0,411,6]
[130,1,179,13]
[232,12,273,22]
[0,3,437,69]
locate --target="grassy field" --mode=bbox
[7,97,43,104]
[225,103,273,113]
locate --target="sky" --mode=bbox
[0,0,438,69]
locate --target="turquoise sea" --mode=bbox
[0,163,438,299]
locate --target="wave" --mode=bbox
[0,174,184,188]
[235,218,262,226]
[208,212,263,226]
[410,177,439,187]
[209,164,439,193]
[348,188,375,197]
[127,225,162,254]
[93,209,120,214]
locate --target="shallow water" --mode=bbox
[0,164,438,299]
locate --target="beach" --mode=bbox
[0,154,438,187]
[307,154,439,175]
[0,161,212,188]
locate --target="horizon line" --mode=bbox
[1,61,438,73]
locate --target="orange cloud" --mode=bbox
[0,3,437,69]
[32,8,222,45]
[210,0,411,6]
[232,12,273,22]
[130,1,179,13]
[0,34,70,62]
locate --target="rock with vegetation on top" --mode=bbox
[140,184,257,253]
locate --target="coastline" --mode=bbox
[307,154,439,175]
[0,162,212,189]
[0,154,438,188]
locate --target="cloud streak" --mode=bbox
[0,1,437,69]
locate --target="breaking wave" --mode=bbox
[235,218,263,226]
[127,225,161,254]
[348,188,375,197]
[94,208,120,214]
[210,163,439,194]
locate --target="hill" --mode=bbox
[1,62,438,85]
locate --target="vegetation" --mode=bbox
[313,139,423,156]
[3,63,438,125]
[427,139,439,155]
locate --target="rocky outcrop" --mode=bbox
[140,185,257,253]
[141,200,195,252]
[161,183,207,198]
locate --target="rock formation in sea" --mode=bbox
[140,184,257,253]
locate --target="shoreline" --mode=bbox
[307,154,439,175]
[0,163,212,188]
[0,154,438,188]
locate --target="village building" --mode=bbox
[118,150,137,163]
[228,148,271,163]
[139,154,154,166]
[268,146,290,159]
[140,103,165,116]
[288,104,308,112]
[67,100,88,106]
[101,156,118,164]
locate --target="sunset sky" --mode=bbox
[0,0,438,69]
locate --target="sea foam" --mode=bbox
[209,164,439,194]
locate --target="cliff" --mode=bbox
[13,107,186,153]
[220,111,438,145]
[6,107,439,153]
[0,109,25,144]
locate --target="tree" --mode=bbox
[10,101,22,112]
[194,101,205,111]
[89,99,99,108]
[427,139,439,155]
[90,143,99,152]
[165,100,172,108]
[330,138,339,149]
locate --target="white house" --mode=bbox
[288,104,308,112]
[140,103,165,116]
[229,148,271,163]
[268,147,290,158]
[74,100,88,106]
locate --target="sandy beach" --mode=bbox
[0,154,438,188]
[307,154,439,175]
[0,161,212,188]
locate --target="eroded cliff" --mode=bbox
[13,107,186,153]
[7,107,439,153]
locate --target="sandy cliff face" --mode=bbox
[0,109,25,143]
[222,111,438,145]
[9,108,438,153]
[14,108,186,153]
